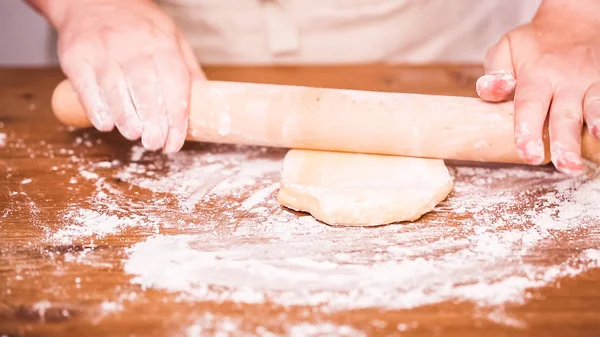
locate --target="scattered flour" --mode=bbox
[100,301,124,313]
[185,313,240,337]
[288,323,366,337]
[51,208,159,244]
[0,132,6,147]
[49,143,600,333]
[124,237,599,311]
[79,169,99,180]
[183,313,365,337]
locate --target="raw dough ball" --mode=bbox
[277,149,453,226]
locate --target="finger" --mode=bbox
[476,71,516,102]
[513,76,553,165]
[583,81,600,139]
[177,31,204,78]
[60,57,114,131]
[153,50,191,153]
[97,59,143,140]
[548,88,585,175]
[484,35,514,74]
[122,55,169,151]
[476,35,516,102]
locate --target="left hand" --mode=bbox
[476,0,600,176]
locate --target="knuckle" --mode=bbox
[557,107,583,124]
[584,95,600,111]
[71,78,102,98]
[515,100,545,115]
[515,82,549,101]
[58,43,88,64]
[163,67,190,87]
[585,84,600,111]
[127,71,160,87]
[139,17,178,42]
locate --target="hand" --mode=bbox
[476,0,600,176]
[54,0,203,152]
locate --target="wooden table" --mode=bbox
[1,66,599,337]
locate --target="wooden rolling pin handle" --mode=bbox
[51,79,600,165]
[52,80,96,128]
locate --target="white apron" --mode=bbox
[155,0,541,65]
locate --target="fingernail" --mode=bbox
[476,71,516,102]
[117,117,143,140]
[141,125,166,151]
[163,129,185,153]
[558,152,584,175]
[90,110,114,132]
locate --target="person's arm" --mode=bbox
[24,0,68,28]
[23,0,204,153]
[476,0,600,176]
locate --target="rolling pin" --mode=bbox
[51,79,600,165]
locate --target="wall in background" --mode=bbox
[0,0,58,66]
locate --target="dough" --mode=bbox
[277,150,454,226]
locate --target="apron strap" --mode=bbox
[261,0,300,55]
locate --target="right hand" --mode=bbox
[56,0,204,152]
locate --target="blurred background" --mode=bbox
[0,0,542,67]
[0,0,58,66]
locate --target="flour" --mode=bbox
[183,313,366,337]
[49,142,600,333]
[185,313,240,337]
[100,301,124,313]
[63,247,113,269]
[288,323,366,337]
[0,132,6,147]
[79,169,99,180]
[52,208,158,244]
[124,155,600,325]
[31,300,52,323]
[124,236,599,310]
[239,182,280,211]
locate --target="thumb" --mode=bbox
[476,35,516,102]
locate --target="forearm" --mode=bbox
[24,0,153,29]
[24,0,73,28]
[538,0,600,15]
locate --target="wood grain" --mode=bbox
[1,65,600,337]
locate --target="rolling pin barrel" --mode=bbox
[51,79,600,165]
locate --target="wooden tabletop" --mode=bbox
[1,65,599,337]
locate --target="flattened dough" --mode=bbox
[277,150,453,226]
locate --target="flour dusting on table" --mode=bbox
[48,142,600,331]
[184,313,369,337]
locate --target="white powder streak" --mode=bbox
[124,235,600,310]
[239,183,279,211]
[183,313,365,337]
[52,209,158,244]
[288,323,366,337]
